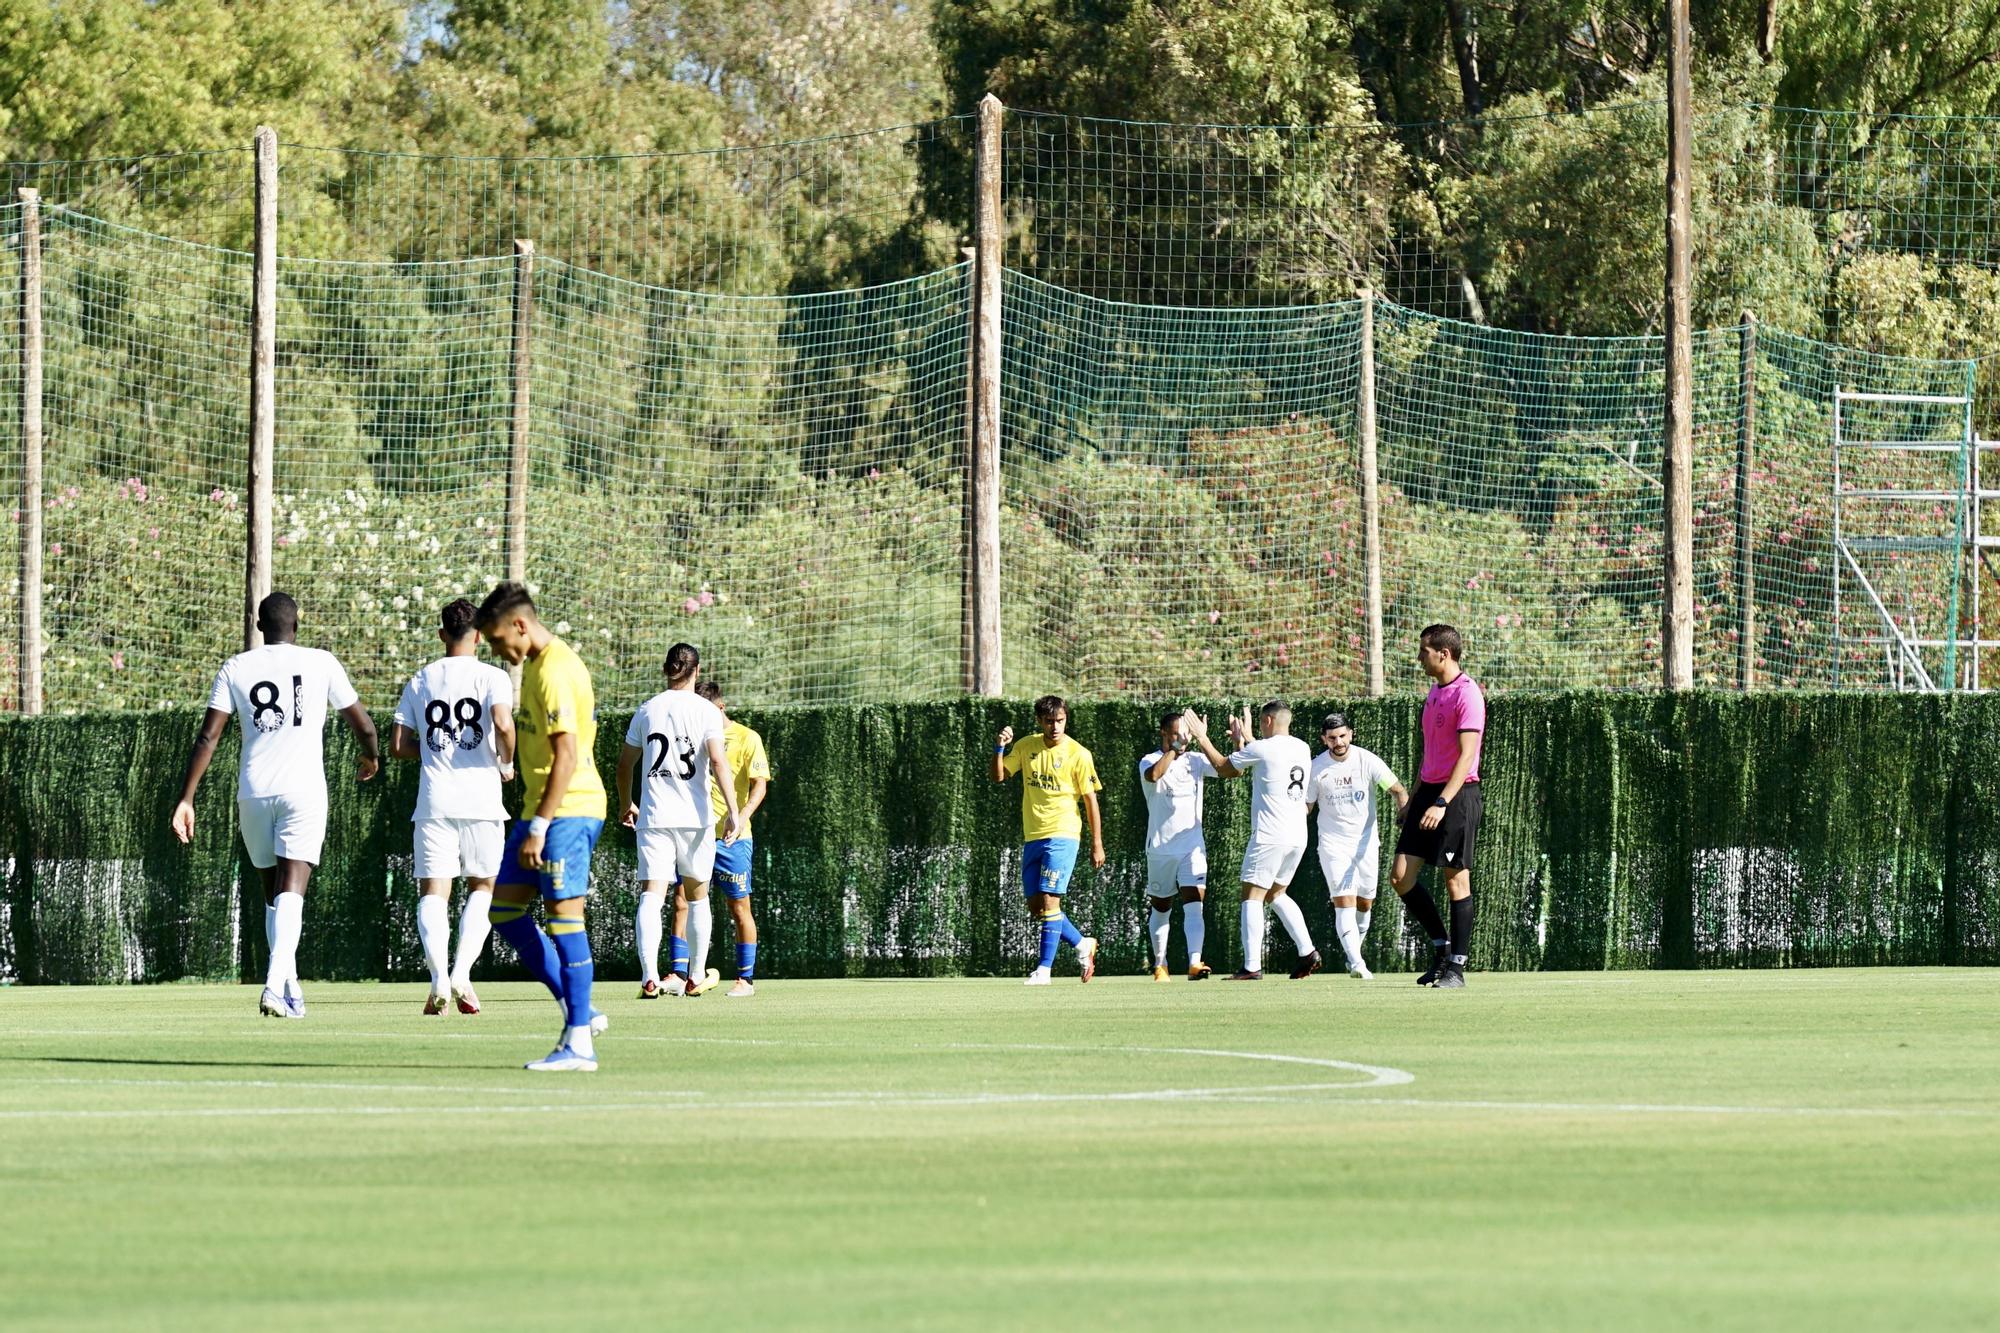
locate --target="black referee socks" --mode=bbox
[1402,883,1448,946]
[1449,893,1474,965]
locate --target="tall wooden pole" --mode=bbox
[1662,0,1696,689]
[1358,290,1384,697]
[1736,313,1757,690]
[960,245,978,694]
[17,189,43,713]
[244,127,277,650]
[971,94,1004,697]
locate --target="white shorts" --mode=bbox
[237,794,327,869]
[413,817,506,881]
[1238,839,1305,890]
[637,826,716,886]
[1318,840,1380,901]
[1145,847,1207,897]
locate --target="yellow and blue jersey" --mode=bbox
[1001,734,1101,842]
[516,636,607,820]
[707,719,771,837]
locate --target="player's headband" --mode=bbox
[1320,713,1349,732]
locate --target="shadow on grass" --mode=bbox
[4,1054,487,1072]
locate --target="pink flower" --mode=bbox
[49,542,61,556]
[682,597,701,614]
[110,652,124,671]
[210,488,225,503]
[1496,614,1507,627]
[868,468,880,479]
[698,590,714,606]
[147,527,159,539]
[1208,610,1221,624]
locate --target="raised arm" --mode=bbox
[1183,709,1241,780]
[990,723,1015,783]
[340,701,380,782]
[170,707,233,844]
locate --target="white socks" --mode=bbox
[417,895,450,992]
[265,892,303,993]
[1148,908,1173,966]
[565,1024,595,1059]
[1240,901,1265,974]
[688,897,713,981]
[1355,907,1372,942]
[636,892,665,983]
[1270,894,1314,955]
[1334,905,1364,970]
[452,889,491,988]
[1182,901,1205,965]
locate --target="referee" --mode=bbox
[1389,623,1485,988]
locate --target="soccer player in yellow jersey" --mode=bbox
[695,680,769,997]
[990,694,1105,985]
[477,581,609,1072]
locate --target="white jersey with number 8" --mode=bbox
[207,643,359,804]
[624,689,726,830]
[393,656,514,822]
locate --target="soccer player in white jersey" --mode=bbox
[617,642,743,999]
[1186,700,1320,980]
[389,598,517,1015]
[1307,713,1407,980]
[169,592,379,1018]
[1139,709,1213,981]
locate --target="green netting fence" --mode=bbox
[0,202,1982,709]
[4,694,1996,985]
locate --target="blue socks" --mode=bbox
[736,941,757,981]
[547,917,594,1029]
[490,902,563,1000]
[669,934,690,977]
[1058,914,1083,948]
[1037,913,1063,970]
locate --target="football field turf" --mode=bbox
[3,969,1995,1330]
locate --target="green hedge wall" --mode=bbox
[3,692,1996,984]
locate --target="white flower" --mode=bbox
[555,620,571,634]
[365,532,379,547]
[411,586,425,599]
[392,596,408,610]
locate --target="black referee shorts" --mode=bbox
[1393,780,1483,873]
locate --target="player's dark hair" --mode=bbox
[256,591,298,641]
[439,598,479,642]
[695,680,723,704]
[1421,623,1463,660]
[1321,712,1349,733]
[477,580,536,630]
[1033,694,1067,722]
[665,642,700,684]
[1158,708,1183,729]
[1259,699,1290,723]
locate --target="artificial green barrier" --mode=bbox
[3,692,1994,983]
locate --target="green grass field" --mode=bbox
[4,970,1996,1330]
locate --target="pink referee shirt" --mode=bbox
[1419,671,1485,784]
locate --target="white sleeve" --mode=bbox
[1226,741,1258,772]
[489,666,514,713]
[624,709,646,747]
[1372,754,1399,789]
[206,664,232,714]
[702,702,726,745]
[392,679,418,730]
[324,655,359,711]
[1191,752,1217,781]
[1138,756,1156,784]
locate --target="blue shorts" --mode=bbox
[496,816,604,901]
[713,837,753,901]
[1022,837,1080,898]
